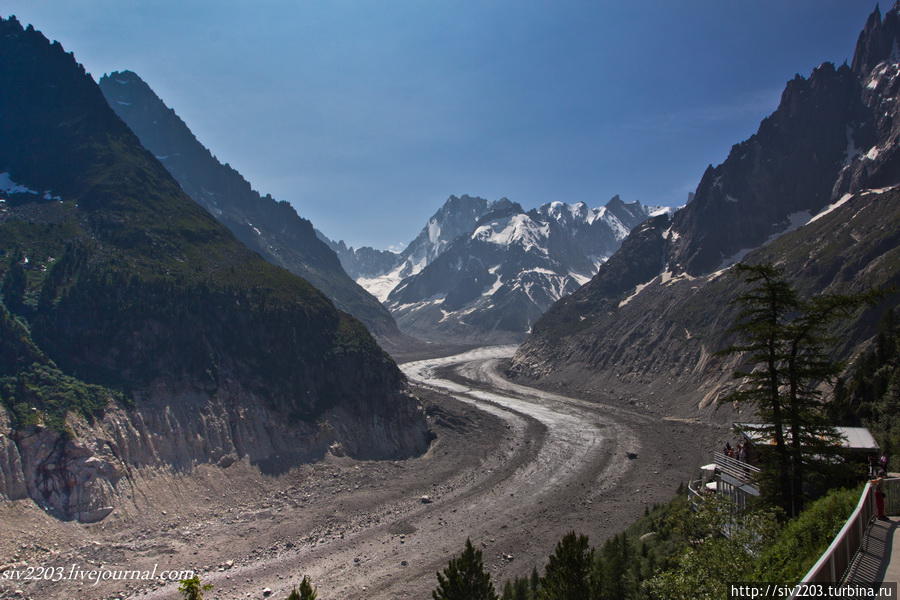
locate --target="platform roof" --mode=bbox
[734,423,879,452]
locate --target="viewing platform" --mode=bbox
[688,451,761,511]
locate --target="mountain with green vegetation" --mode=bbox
[97,69,401,340]
[0,15,429,522]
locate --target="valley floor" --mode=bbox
[0,346,724,600]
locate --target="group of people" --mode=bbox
[869,453,890,478]
[723,440,749,462]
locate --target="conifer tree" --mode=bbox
[721,264,872,516]
[500,577,531,600]
[1,252,26,313]
[432,538,499,600]
[720,264,796,514]
[595,533,634,600]
[177,576,212,600]
[513,577,531,600]
[782,293,869,510]
[538,532,593,600]
[286,576,317,600]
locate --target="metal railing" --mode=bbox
[793,478,898,594]
[713,451,760,484]
[687,478,705,508]
[884,477,900,515]
[796,483,875,588]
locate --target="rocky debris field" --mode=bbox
[0,347,725,600]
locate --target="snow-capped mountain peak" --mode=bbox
[471,213,550,253]
[377,194,664,342]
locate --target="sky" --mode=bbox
[3,0,881,250]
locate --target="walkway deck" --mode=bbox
[885,517,900,586]
[845,516,898,586]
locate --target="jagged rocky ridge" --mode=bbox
[0,18,429,522]
[98,70,400,340]
[367,194,666,343]
[317,234,402,281]
[319,194,501,303]
[510,5,900,415]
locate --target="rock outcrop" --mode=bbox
[0,379,428,522]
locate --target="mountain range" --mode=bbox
[97,71,400,340]
[321,194,669,342]
[509,3,900,417]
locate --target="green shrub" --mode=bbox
[753,486,862,583]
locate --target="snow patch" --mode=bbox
[808,194,854,224]
[483,271,504,296]
[0,172,38,195]
[618,276,658,308]
[427,219,441,245]
[662,226,681,241]
[649,205,677,217]
[866,146,880,161]
[519,267,556,276]
[471,214,550,252]
[569,271,591,286]
[863,184,900,195]
[358,269,405,303]
[392,297,445,313]
[0,172,60,201]
[707,265,734,281]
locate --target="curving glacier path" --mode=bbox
[133,345,658,600]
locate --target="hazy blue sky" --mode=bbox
[4,1,880,249]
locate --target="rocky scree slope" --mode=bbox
[510,5,900,415]
[98,70,400,340]
[0,18,429,523]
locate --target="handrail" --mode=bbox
[791,482,875,595]
[713,451,760,484]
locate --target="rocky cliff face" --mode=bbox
[669,62,870,275]
[98,70,400,340]
[0,17,429,522]
[836,4,900,198]
[510,5,900,413]
[0,377,428,522]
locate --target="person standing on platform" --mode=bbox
[872,471,887,520]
